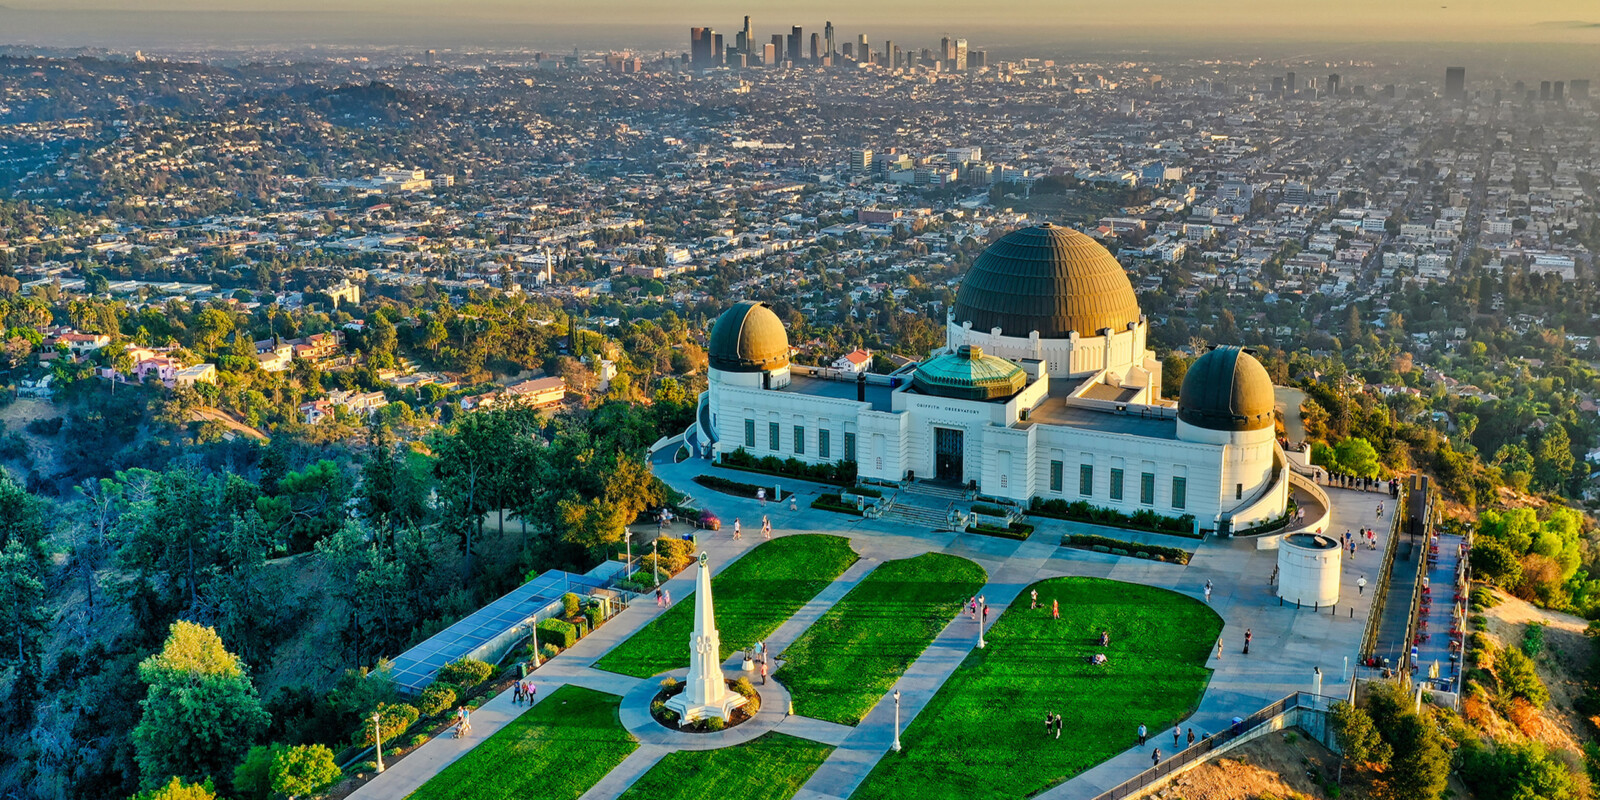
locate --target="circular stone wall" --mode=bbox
[1277,533,1342,606]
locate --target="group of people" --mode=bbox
[966,595,991,623]
[1327,473,1397,494]
[1342,527,1378,557]
[654,587,672,607]
[1026,588,1062,619]
[1133,724,1199,767]
[730,515,773,541]
[453,705,473,738]
[511,680,537,705]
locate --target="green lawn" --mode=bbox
[776,553,987,725]
[594,535,859,678]
[615,732,833,800]
[405,685,636,800]
[851,577,1222,800]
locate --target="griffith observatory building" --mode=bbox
[690,224,1291,535]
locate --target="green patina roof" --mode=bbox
[952,224,1142,338]
[911,345,1026,401]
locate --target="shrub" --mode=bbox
[435,658,493,688]
[1522,623,1545,658]
[1063,534,1193,565]
[693,473,793,500]
[407,733,430,748]
[416,683,457,717]
[704,716,725,731]
[966,522,1033,540]
[540,643,559,660]
[656,537,695,573]
[733,677,761,714]
[357,702,419,747]
[1029,496,1198,537]
[719,447,858,485]
[812,493,865,516]
[971,503,1009,517]
[585,605,605,632]
[660,676,681,694]
[538,618,579,649]
[562,592,582,618]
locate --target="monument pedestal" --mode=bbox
[665,552,747,724]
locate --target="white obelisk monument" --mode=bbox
[667,552,747,723]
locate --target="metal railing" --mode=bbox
[1359,485,1407,660]
[1086,692,1332,800]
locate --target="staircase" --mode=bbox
[878,497,958,530]
[902,480,970,502]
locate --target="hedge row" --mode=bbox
[1062,533,1193,565]
[812,493,864,516]
[967,522,1034,540]
[1028,497,1199,538]
[719,447,858,485]
[693,474,794,500]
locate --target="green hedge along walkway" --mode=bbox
[594,534,859,678]
[776,552,987,725]
[849,577,1222,800]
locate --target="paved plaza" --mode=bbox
[350,456,1393,800]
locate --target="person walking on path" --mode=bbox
[655,588,663,608]
[1216,638,1224,660]
[1137,723,1147,745]
[1203,582,1212,603]
[1152,748,1162,767]
[1187,728,1196,746]
[982,604,989,624]
[1052,599,1060,619]
[790,495,797,512]
[663,589,671,606]
[968,596,978,619]
[733,518,741,540]
[1174,728,1181,748]
[762,515,771,538]
[760,660,768,685]
[1357,575,1367,595]
[1031,588,1038,609]
[1243,628,1252,655]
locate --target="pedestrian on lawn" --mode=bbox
[1045,712,1054,737]
[1055,713,1062,739]
[1031,588,1038,609]
[1052,599,1060,619]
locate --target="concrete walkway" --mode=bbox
[350,456,1392,800]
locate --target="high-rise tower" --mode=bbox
[1444,66,1465,101]
[824,21,835,62]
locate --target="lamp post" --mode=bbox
[531,621,541,668]
[1313,665,1323,696]
[892,689,902,752]
[653,538,660,590]
[978,604,987,649]
[371,712,385,773]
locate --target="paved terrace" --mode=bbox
[349,454,1389,800]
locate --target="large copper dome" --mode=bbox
[1178,346,1276,432]
[708,301,790,373]
[952,224,1141,338]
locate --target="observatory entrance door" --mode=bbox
[934,427,964,483]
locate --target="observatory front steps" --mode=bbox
[879,500,957,530]
[902,480,970,502]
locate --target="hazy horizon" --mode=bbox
[1,1,1599,58]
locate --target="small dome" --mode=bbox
[708,301,790,373]
[1178,346,1275,432]
[952,224,1142,338]
[911,345,1026,401]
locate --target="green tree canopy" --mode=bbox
[132,621,270,790]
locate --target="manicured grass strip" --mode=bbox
[405,685,635,800]
[616,732,832,800]
[851,577,1223,800]
[594,535,859,678]
[776,553,987,725]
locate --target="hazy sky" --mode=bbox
[2,0,1598,52]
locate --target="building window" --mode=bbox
[1049,460,1063,493]
[769,422,781,451]
[843,432,856,462]
[1172,477,1187,510]
[1109,468,1124,501]
[1141,472,1156,505]
[1079,465,1093,496]
[819,429,831,459]
[1236,483,1243,500]
[794,425,805,455]
[744,419,755,448]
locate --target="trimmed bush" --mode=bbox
[585,605,605,632]
[966,522,1033,540]
[971,503,1009,517]
[1064,534,1192,565]
[417,683,457,717]
[693,474,794,500]
[812,493,865,516]
[436,658,493,688]
[719,447,858,485]
[1029,496,1198,537]
[538,618,579,649]
[562,592,582,618]
[732,676,761,714]
[357,702,419,747]
[704,716,725,732]
[540,643,559,660]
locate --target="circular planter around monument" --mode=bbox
[649,677,763,733]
